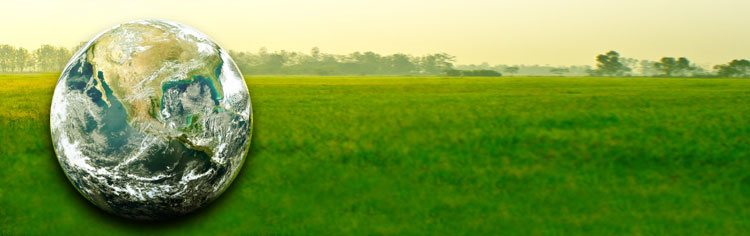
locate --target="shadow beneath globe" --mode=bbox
[50,134,261,229]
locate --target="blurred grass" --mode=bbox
[1,74,750,235]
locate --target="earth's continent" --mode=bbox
[50,20,252,219]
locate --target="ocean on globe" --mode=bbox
[50,20,252,220]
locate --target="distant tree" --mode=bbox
[33,45,70,72]
[13,47,31,72]
[350,51,383,75]
[621,57,640,74]
[445,69,462,76]
[675,57,694,76]
[654,57,696,77]
[465,70,501,77]
[261,52,286,74]
[228,50,251,73]
[0,45,14,72]
[549,67,569,76]
[654,57,677,77]
[310,47,321,61]
[503,66,519,76]
[316,54,340,75]
[714,59,750,78]
[420,53,455,74]
[0,45,36,72]
[445,69,501,77]
[385,53,416,74]
[55,47,71,71]
[592,50,631,76]
[639,60,659,76]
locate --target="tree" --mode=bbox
[654,57,696,77]
[714,59,750,78]
[445,69,462,76]
[549,68,569,76]
[419,53,455,74]
[0,45,13,72]
[620,57,640,74]
[639,60,659,76]
[13,47,31,72]
[445,69,501,77]
[503,66,519,76]
[228,50,252,73]
[33,45,70,72]
[310,47,321,61]
[592,51,631,76]
[350,51,383,75]
[385,53,416,74]
[260,52,286,74]
[654,57,677,77]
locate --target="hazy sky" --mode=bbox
[2,0,749,65]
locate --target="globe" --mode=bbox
[50,20,252,220]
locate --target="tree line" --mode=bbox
[228,47,456,75]
[455,64,592,76]
[460,51,749,78]
[590,50,750,78]
[0,45,72,72]
[0,44,748,78]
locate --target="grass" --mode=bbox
[1,74,750,235]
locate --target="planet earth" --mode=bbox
[50,20,252,220]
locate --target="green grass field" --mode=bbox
[1,74,750,235]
